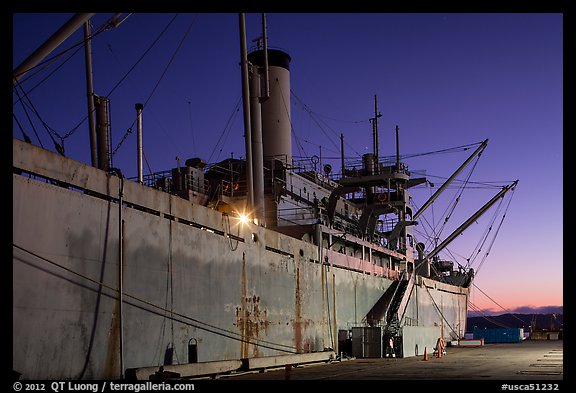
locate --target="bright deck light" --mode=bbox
[238,213,250,224]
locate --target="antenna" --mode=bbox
[368,95,382,175]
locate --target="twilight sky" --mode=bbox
[12,12,563,316]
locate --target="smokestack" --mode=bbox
[247,49,292,166]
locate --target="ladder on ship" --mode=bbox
[362,271,415,356]
[384,273,414,333]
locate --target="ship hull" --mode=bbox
[13,139,468,380]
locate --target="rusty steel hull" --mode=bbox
[13,138,468,380]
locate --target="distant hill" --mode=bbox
[466,313,563,333]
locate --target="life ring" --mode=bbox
[378,193,388,202]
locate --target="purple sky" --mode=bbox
[12,13,563,315]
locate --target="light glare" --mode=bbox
[238,213,249,224]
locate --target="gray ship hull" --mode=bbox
[13,138,468,380]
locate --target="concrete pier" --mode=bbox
[220,340,563,380]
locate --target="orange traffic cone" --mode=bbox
[423,347,428,361]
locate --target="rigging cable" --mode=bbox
[108,13,181,157]
[107,14,179,100]
[410,178,512,257]
[422,284,461,339]
[468,301,512,328]
[425,152,482,252]
[469,186,516,274]
[472,282,527,325]
[223,214,241,252]
[13,15,134,149]
[416,180,515,276]
[465,195,506,270]
[403,142,482,160]
[13,78,63,154]
[290,89,368,157]
[13,41,84,106]
[12,113,32,144]
[112,14,198,166]
[14,13,180,156]
[13,14,124,90]
[290,89,363,157]
[304,109,341,153]
[12,85,43,148]
[206,95,242,164]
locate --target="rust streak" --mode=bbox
[237,253,268,358]
[294,266,302,353]
[240,252,248,358]
[103,300,120,378]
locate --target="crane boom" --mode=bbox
[414,139,488,220]
[13,13,95,83]
[426,180,518,261]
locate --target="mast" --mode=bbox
[251,13,270,226]
[369,95,382,175]
[239,13,254,214]
[261,13,270,100]
[340,133,345,176]
[83,20,98,168]
[395,125,400,172]
[136,103,144,183]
